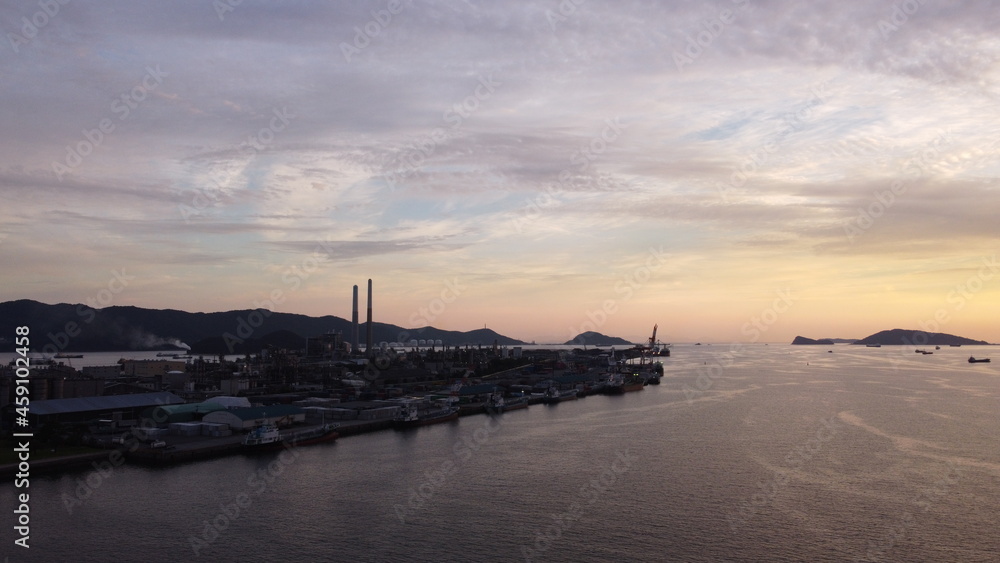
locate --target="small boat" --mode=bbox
[243,422,282,448]
[393,400,459,428]
[541,387,579,404]
[54,353,83,358]
[866,343,882,348]
[968,357,991,363]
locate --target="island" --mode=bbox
[852,329,990,347]
[791,336,835,345]
[565,331,633,346]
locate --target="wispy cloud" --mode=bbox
[2,0,999,342]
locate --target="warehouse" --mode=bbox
[141,402,228,425]
[20,391,185,428]
[201,405,305,431]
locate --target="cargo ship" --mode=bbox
[541,386,579,404]
[243,422,340,449]
[484,391,530,413]
[393,400,459,428]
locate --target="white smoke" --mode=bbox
[127,329,190,350]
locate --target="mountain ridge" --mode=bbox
[0,299,526,354]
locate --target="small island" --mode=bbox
[791,336,835,345]
[565,331,633,346]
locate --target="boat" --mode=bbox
[484,391,529,414]
[284,423,340,446]
[156,352,177,357]
[968,357,991,363]
[866,343,882,348]
[243,422,282,448]
[243,421,339,449]
[641,362,664,385]
[621,374,645,392]
[601,371,644,394]
[393,400,460,428]
[54,353,83,358]
[541,386,579,404]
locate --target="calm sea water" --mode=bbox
[4,344,1000,562]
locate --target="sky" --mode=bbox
[1,0,999,345]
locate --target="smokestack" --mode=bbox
[366,279,373,357]
[352,285,359,354]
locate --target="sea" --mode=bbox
[3,344,1000,562]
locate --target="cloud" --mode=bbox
[2,0,999,341]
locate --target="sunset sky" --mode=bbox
[2,0,999,344]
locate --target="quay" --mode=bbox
[2,345,667,473]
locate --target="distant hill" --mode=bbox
[0,299,526,354]
[565,331,634,346]
[791,336,834,345]
[852,329,990,346]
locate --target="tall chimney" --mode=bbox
[351,285,359,354]
[366,279,373,357]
